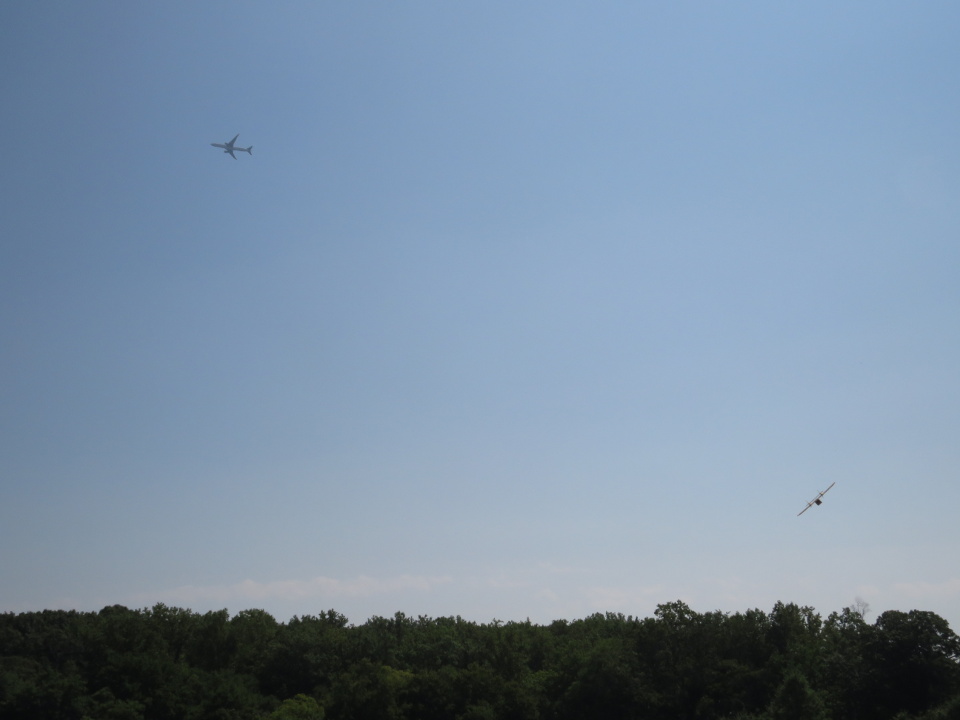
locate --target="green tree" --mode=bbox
[865,610,960,718]
[766,602,823,678]
[821,606,871,720]
[75,687,146,720]
[268,693,325,720]
[229,609,279,678]
[556,636,652,720]
[184,609,234,671]
[261,611,348,700]
[326,659,412,720]
[766,670,827,720]
[645,601,713,718]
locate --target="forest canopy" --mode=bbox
[2,601,959,720]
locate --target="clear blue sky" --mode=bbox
[2,2,959,629]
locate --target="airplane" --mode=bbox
[797,481,836,516]
[210,134,253,159]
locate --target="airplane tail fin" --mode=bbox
[245,146,253,155]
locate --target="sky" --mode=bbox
[2,2,959,630]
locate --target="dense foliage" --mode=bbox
[1,601,958,720]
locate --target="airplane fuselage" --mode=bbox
[210,134,252,159]
[211,143,252,156]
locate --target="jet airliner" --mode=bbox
[211,134,252,159]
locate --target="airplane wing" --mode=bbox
[227,134,239,147]
[227,148,237,159]
[798,482,837,516]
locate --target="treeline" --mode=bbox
[2,601,959,720]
